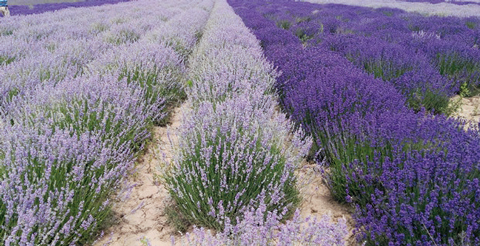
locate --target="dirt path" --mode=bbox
[451,95,480,129]
[93,105,186,246]
[297,163,356,245]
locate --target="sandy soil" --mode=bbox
[93,105,185,246]
[296,163,356,245]
[451,95,480,128]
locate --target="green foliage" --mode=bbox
[165,202,192,233]
[277,20,292,30]
[436,52,480,97]
[460,81,471,97]
[466,21,477,29]
[408,88,451,115]
[6,87,20,103]
[294,28,310,42]
[90,22,110,35]
[382,11,394,17]
[0,29,14,36]
[295,16,312,23]
[0,55,15,66]
[360,59,412,82]
[105,29,141,45]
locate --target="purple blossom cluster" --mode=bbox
[0,0,213,244]
[178,201,348,246]
[229,0,480,245]
[399,0,480,5]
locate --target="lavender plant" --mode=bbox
[177,202,347,246]
[165,97,310,230]
[7,0,131,16]
[87,42,186,125]
[0,125,132,245]
[323,34,453,113]
[0,0,184,111]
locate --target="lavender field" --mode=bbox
[0,0,479,245]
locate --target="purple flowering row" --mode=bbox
[264,1,480,114]
[0,0,213,244]
[164,0,347,244]
[0,0,185,109]
[229,0,480,245]
[6,0,131,17]
[399,0,480,6]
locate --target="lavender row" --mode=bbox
[86,2,213,123]
[399,0,480,5]
[229,0,480,245]
[0,0,188,112]
[0,0,213,244]
[7,0,131,17]
[294,2,480,103]
[163,0,347,245]
[266,1,480,113]
[305,0,480,18]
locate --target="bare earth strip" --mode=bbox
[94,105,186,246]
[297,163,356,245]
[451,95,480,128]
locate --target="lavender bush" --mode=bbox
[268,1,480,100]
[304,0,480,18]
[323,34,453,113]
[400,0,480,5]
[177,202,348,246]
[0,78,143,245]
[87,43,186,125]
[165,97,310,230]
